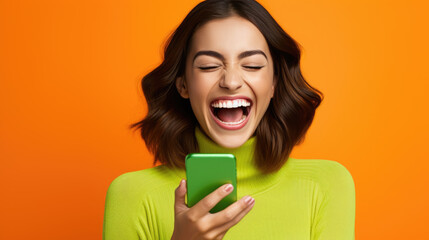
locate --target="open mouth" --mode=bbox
[209,98,252,130]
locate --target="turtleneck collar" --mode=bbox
[169,127,286,197]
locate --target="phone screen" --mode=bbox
[185,153,237,213]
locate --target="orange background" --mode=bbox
[1,0,428,239]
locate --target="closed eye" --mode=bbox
[198,65,264,71]
[198,66,220,71]
[243,66,264,70]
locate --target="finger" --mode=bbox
[209,195,255,227]
[174,179,188,215]
[209,197,255,236]
[188,183,234,219]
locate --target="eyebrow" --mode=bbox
[192,50,267,63]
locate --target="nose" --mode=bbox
[219,67,243,91]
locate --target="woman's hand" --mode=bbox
[171,179,255,240]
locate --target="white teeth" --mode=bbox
[211,99,251,108]
[219,115,246,125]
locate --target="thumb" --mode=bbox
[174,179,188,214]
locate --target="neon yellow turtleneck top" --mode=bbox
[103,128,355,239]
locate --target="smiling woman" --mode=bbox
[103,0,355,239]
[132,0,323,173]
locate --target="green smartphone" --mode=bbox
[185,153,237,213]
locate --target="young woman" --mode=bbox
[103,0,355,239]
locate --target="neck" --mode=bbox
[195,127,258,182]
[169,127,286,196]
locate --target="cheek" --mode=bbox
[186,75,212,114]
[187,72,219,100]
[246,71,274,100]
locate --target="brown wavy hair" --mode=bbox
[130,0,323,173]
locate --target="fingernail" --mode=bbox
[224,184,233,192]
[244,196,254,205]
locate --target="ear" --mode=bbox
[175,76,189,99]
[271,75,277,98]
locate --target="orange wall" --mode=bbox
[1,0,428,239]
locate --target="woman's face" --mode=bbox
[176,16,275,148]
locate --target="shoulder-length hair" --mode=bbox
[131,0,323,173]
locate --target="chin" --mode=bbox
[207,128,253,149]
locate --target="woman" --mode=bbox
[103,0,355,239]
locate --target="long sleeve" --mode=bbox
[103,173,153,240]
[311,161,356,239]
[102,151,356,239]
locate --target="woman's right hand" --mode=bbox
[171,179,255,240]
